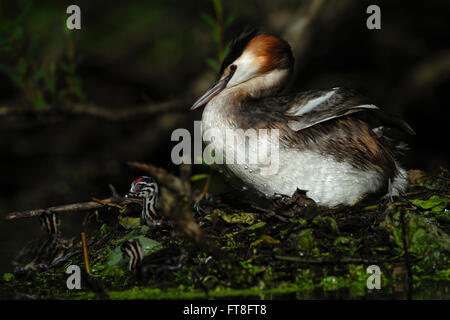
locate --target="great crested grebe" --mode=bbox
[125,176,160,226]
[121,238,184,281]
[13,211,72,274]
[191,30,414,207]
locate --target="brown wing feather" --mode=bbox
[231,93,399,178]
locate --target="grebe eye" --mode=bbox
[230,64,237,71]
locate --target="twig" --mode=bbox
[251,205,290,222]
[0,98,188,121]
[283,0,354,89]
[5,197,140,220]
[91,197,123,209]
[108,184,122,203]
[275,255,399,265]
[283,0,326,84]
[198,171,212,201]
[179,163,192,198]
[81,232,91,275]
[213,0,224,65]
[130,161,221,256]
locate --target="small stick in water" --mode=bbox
[81,232,90,275]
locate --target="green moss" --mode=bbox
[118,216,141,230]
[313,216,339,234]
[290,228,319,256]
[216,209,257,224]
[5,172,450,299]
[382,209,450,268]
[107,283,320,300]
[2,273,14,283]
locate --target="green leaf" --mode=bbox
[294,229,319,255]
[333,236,351,246]
[32,68,46,81]
[260,235,280,244]
[217,210,257,225]
[220,44,230,60]
[100,223,109,235]
[313,216,340,234]
[105,247,126,267]
[248,221,266,230]
[190,173,209,182]
[32,96,48,110]
[412,195,448,213]
[200,157,219,169]
[2,273,13,282]
[224,15,235,28]
[119,216,141,230]
[206,58,219,71]
[436,210,450,222]
[106,235,163,268]
[200,12,215,28]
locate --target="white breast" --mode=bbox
[201,97,387,207]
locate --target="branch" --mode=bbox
[0,98,189,121]
[5,197,141,220]
[275,255,403,265]
[389,49,450,111]
[282,0,355,88]
[5,162,219,255]
[128,161,221,256]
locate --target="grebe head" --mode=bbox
[126,176,158,200]
[126,176,159,224]
[191,30,294,110]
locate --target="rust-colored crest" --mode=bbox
[219,30,294,76]
[244,34,294,73]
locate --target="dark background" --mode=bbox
[0,0,449,274]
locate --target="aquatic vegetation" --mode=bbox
[1,171,449,299]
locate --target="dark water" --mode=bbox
[1,278,447,300]
[0,212,97,275]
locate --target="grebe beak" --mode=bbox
[190,67,236,110]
